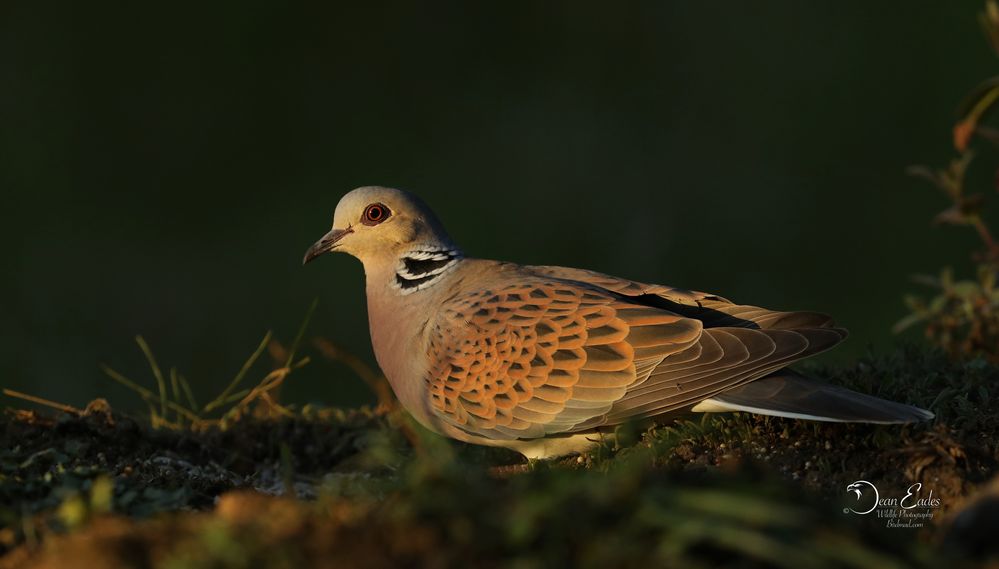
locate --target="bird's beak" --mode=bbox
[302,227,352,265]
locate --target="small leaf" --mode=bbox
[956,79,999,145]
[892,312,926,334]
[57,494,87,530]
[952,280,982,298]
[954,119,976,152]
[90,476,114,514]
[932,207,963,226]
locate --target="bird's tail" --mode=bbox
[690,370,934,424]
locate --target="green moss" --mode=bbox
[2,345,998,568]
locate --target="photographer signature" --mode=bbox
[844,480,942,515]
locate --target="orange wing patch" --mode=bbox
[426,281,701,440]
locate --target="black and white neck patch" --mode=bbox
[394,247,462,294]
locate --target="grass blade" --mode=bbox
[135,335,168,422]
[217,388,252,406]
[203,330,272,413]
[170,367,183,423]
[101,364,157,400]
[101,364,202,424]
[219,358,307,422]
[178,373,199,411]
[285,298,319,368]
[2,389,81,415]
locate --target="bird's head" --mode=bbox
[302,186,456,266]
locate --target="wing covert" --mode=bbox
[425,280,701,440]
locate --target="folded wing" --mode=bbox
[426,266,847,441]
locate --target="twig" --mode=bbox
[220,360,306,421]
[261,391,295,418]
[2,388,81,415]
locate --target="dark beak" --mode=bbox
[302,227,352,265]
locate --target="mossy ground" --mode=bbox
[2,345,998,568]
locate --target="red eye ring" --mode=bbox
[362,203,390,225]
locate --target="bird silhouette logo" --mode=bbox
[844,480,879,515]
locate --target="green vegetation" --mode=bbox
[899,1,999,363]
[2,344,998,568]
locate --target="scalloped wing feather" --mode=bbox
[425,279,702,440]
[426,265,847,441]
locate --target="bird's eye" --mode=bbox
[362,203,390,226]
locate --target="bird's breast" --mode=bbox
[365,283,441,429]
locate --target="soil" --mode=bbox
[2,345,998,568]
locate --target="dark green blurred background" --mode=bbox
[2,2,997,410]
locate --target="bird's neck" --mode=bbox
[390,245,464,295]
[360,246,464,430]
